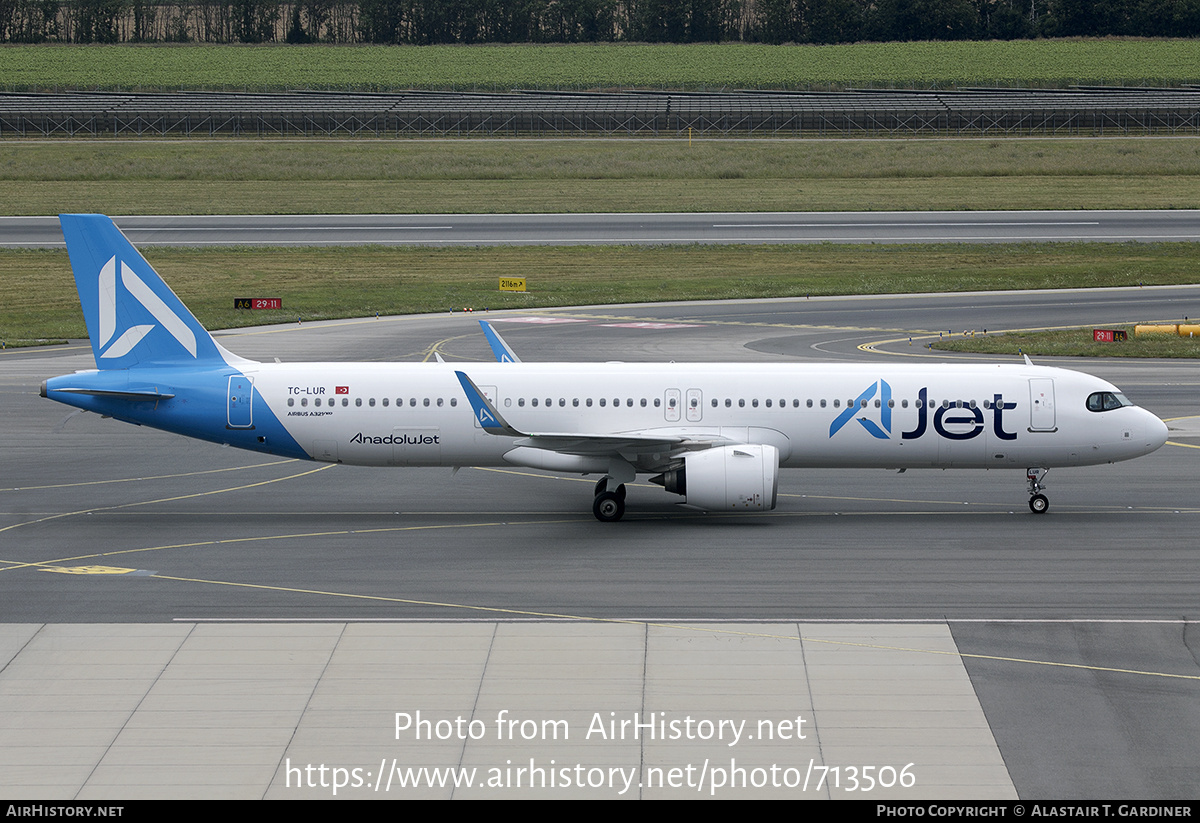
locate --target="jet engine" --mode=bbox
[651,444,779,512]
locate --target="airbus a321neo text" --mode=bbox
[41,215,1169,521]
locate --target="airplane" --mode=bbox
[41,214,1169,522]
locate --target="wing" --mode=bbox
[453,370,726,470]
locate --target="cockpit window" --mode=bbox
[1086,391,1132,412]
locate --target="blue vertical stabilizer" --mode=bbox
[60,214,237,369]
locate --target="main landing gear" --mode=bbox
[1026,467,1050,514]
[593,478,627,522]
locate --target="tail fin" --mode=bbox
[60,214,242,369]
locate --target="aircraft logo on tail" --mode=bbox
[97,255,197,360]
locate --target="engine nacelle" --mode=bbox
[653,444,779,512]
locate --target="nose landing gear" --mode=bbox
[1027,467,1050,514]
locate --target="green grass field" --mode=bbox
[4,41,1200,91]
[5,242,1197,346]
[3,139,1200,214]
[931,325,1200,357]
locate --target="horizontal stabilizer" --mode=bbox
[42,385,176,401]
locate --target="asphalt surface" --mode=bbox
[5,210,1200,247]
[3,287,1199,798]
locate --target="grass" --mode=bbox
[10,140,1200,181]
[932,325,1200,357]
[5,241,1199,345]
[3,139,1200,214]
[5,41,1200,92]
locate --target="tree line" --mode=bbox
[4,0,1199,45]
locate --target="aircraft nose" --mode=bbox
[1146,411,1169,453]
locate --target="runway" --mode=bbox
[3,288,1199,798]
[5,210,1200,247]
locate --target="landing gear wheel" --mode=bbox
[593,491,625,522]
[1029,494,1049,514]
[593,479,627,500]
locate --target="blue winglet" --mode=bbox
[479,320,522,363]
[454,371,522,436]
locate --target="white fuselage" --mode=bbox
[248,360,1167,472]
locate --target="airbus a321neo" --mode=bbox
[41,215,1169,521]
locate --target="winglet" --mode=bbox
[454,371,524,436]
[479,320,522,363]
